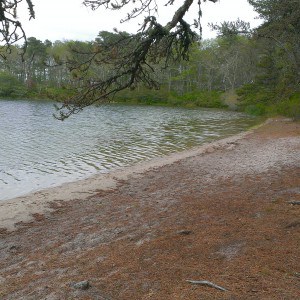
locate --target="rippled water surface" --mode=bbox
[0,100,261,200]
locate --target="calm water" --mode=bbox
[0,100,261,201]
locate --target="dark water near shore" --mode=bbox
[0,100,261,201]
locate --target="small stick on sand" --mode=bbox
[186,280,227,291]
[288,201,300,205]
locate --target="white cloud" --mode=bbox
[18,0,262,42]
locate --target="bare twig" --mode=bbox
[0,0,35,57]
[288,201,300,206]
[186,280,228,291]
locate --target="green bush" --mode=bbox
[27,85,76,101]
[0,72,27,98]
[237,83,276,107]
[115,88,226,109]
[175,90,226,108]
[244,104,267,116]
[115,88,170,105]
[269,93,300,120]
[237,83,300,118]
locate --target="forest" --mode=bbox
[0,0,299,118]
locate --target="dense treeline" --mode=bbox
[0,34,255,96]
[0,38,77,100]
[238,0,300,117]
[0,0,299,118]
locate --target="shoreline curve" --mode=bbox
[0,119,269,231]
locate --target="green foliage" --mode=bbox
[231,0,299,117]
[0,67,76,101]
[237,83,300,118]
[0,72,27,98]
[268,93,300,120]
[115,87,226,109]
[251,0,300,89]
[174,90,225,108]
[26,86,76,101]
[244,104,267,116]
[237,83,276,105]
[114,88,170,105]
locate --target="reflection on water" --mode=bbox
[0,100,261,200]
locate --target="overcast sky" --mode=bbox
[18,0,262,42]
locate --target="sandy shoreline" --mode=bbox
[1,118,299,299]
[0,120,267,231]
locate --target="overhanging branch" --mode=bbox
[55,0,219,119]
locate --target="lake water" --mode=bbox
[0,100,261,201]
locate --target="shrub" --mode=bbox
[244,104,267,116]
[0,72,27,98]
[271,93,300,120]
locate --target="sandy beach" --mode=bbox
[0,118,299,299]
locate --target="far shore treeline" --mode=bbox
[0,2,299,119]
